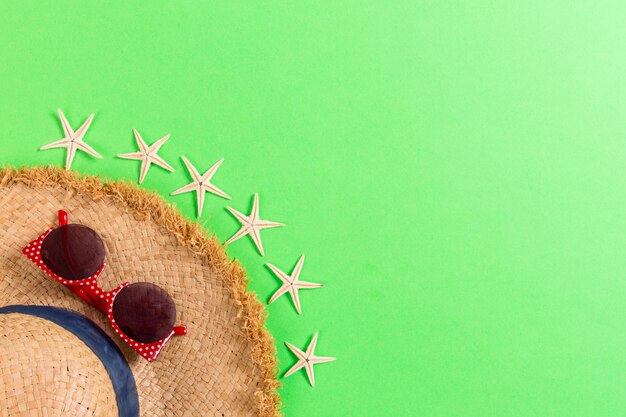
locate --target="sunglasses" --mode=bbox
[22,210,187,362]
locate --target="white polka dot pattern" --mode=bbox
[23,227,178,362]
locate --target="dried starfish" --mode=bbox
[226,193,284,256]
[170,156,231,217]
[267,255,323,314]
[284,332,336,387]
[117,129,174,184]
[40,109,102,170]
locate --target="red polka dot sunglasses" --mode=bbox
[22,210,187,362]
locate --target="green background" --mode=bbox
[2,1,626,416]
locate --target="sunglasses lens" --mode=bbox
[112,282,176,344]
[41,224,106,281]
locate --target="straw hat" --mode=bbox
[0,166,281,417]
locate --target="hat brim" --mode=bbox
[0,166,280,417]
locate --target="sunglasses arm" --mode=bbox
[173,326,187,336]
[58,210,69,226]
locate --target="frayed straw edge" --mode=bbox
[0,165,282,417]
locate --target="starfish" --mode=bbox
[226,193,284,256]
[284,332,336,387]
[267,255,323,314]
[40,109,102,170]
[170,156,231,217]
[117,129,175,184]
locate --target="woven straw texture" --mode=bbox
[0,166,281,417]
[0,313,118,417]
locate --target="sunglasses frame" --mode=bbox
[22,210,187,362]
